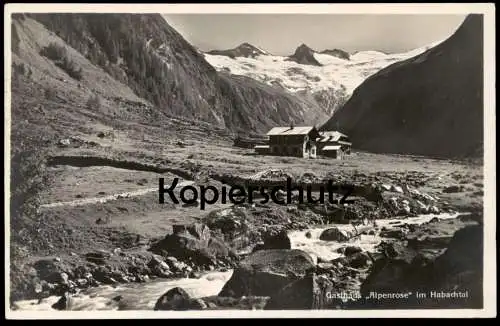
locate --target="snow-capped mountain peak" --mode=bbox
[296,43,314,52]
[288,43,322,66]
[206,42,270,58]
[202,39,444,115]
[320,48,351,60]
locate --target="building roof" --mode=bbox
[254,145,270,149]
[266,126,315,136]
[318,131,348,142]
[322,145,342,151]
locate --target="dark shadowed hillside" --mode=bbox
[322,15,484,158]
[29,13,327,133]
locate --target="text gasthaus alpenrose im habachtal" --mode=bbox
[326,291,470,301]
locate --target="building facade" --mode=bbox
[254,126,352,159]
[265,126,320,158]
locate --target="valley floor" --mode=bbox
[9,75,484,310]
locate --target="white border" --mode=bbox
[4,3,496,319]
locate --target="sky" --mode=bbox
[163,14,467,55]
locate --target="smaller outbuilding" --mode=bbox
[317,131,352,159]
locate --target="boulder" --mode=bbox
[356,255,427,309]
[429,206,440,214]
[319,227,351,242]
[165,256,178,265]
[204,207,260,254]
[443,185,463,193]
[428,217,440,224]
[202,295,270,310]
[188,298,208,310]
[415,202,429,214]
[76,279,88,287]
[360,225,483,308]
[85,251,111,265]
[32,259,74,288]
[400,203,411,215]
[401,184,412,195]
[148,255,172,278]
[406,235,452,250]
[391,185,404,194]
[91,266,119,285]
[346,252,372,269]
[154,287,191,311]
[34,282,43,294]
[381,184,391,191]
[253,229,291,251]
[343,246,363,256]
[360,257,415,296]
[51,293,73,310]
[376,241,415,261]
[206,301,217,309]
[264,274,335,310]
[57,138,71,147]
[432,225,483,279]
[316,256,330,264]
[317,262,334,271]
[457,213,482,224]
[380,228,407,239]
[149,223,236,266]
[218,249,315,298]
[59,272,69,285]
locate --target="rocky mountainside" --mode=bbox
[204,41,442,116]
[217,73,326,132]
[322,15,483,158]
[18,13,328,134]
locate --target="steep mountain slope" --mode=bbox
[322,15,483,158]
[204,41,442,115]
[11,15,149,106]
[27,13,328,133]
[217,73,326,132]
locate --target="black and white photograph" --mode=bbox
[5,3,496,318]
